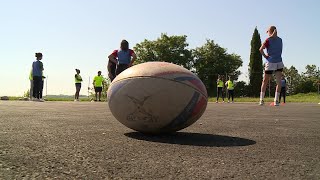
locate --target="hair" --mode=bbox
[75,69,80,73]
[98,71,101,74]
[35,52,43,57]
[268,26,277,37]
[120,40,129,51]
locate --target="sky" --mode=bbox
[0,0,319,96]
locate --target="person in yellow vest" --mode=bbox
[29,69,33,100]
[93,71,104,102]
[216,75,225,103]
[225,76,235,103]
[74,69,83,101]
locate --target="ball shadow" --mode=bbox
[124,132,256,147]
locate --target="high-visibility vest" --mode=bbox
[75,74,82,84]
[29,70,33,80]
[227,80,234,90]
[217,80,224,87]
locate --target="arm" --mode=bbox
[129,52,137,66]
[108,54,117,64]
[259,39,269,59]
[108,50,118,64]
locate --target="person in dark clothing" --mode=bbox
[32,52,44,102]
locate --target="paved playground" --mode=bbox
[0,101,319,179]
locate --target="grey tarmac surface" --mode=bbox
[0,101,319,179]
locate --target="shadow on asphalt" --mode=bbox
[124,132,256,147]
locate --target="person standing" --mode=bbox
[107,59,116,82]
[279,75,287,104]
[93,71,104,102]
[225,77,235,103]
[32,52,44,102]
[29,69,33,100]
[259,26,284,106]
[216,75,225,103]
[74,69,83,101]
[108,40,137,77]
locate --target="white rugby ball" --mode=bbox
[107,62,208,133]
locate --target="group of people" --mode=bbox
[31,25,287,106]
[73,40,136,102]
[216,76,235,103]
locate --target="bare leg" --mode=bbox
[274,71,282,102]
[260,73,271,101]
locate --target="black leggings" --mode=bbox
[228,90,234,101]
[279,87,286,103]
[33,76,42,99]
[217,87,224,101]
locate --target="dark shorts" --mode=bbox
[75,83,81,90]
[265,68,283,74]
[95,87,102,92]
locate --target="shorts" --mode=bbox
[264,61,284,74]
[95,87,102,92]
[75,83,81,91]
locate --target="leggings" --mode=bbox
[33,76,42,99]
[217,87,224,101]
[279,87,286,103]
[228,90,234,101]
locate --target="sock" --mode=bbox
[260,92,265,101]
[274,92,280,102]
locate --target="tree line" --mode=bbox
[132,32,319,97]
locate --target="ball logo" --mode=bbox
[126,95,158,123]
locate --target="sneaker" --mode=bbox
[32,98,40,102]
[274,101,280,106]
[259,100,264,106]
[222,101,225,103]
[39,99,45,102]
[228,100,230,103]
[74,99,78,102]
[216,101,218,103]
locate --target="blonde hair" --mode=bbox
[268,26,277,37]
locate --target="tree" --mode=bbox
[283,66,301,94]
[193,40,242,96]
[248,27,263,97]
[133,33,193,69]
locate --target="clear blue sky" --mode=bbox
[0,0,319,96]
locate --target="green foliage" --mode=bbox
[134,33,193,69]
[283,64,319,94]
[248,27,263,97]
[193,40,242,96]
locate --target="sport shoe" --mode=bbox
[228,100,230,103]
[216,101,218,103]
[259,100,264,106]
[274,101,279,106]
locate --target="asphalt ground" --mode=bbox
[0,101,319,179]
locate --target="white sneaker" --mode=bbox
[259,100,264,106]
[39,99,45,102]
[228,100,230,103]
